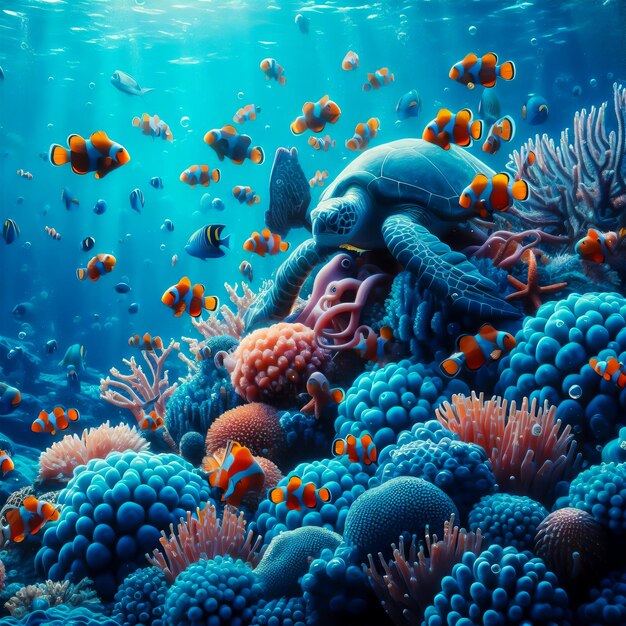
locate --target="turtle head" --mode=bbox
[310,187,368,246]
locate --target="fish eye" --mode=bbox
[340,258,351,269]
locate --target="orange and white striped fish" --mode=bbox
[233,185,260,206]
[269,475,332,511]
[590,357,626,388]
[482,116,515,155]
[449,52,515,89]
[309,169,328,187]
[161,276,219,318]
[32,406,80,435]
[16,169,33,180]
[76,253,116,281]
[203,441,266,508]
[423,108,483,151]
[342,50,359,71]
[363,67,394,91]
[180,165,221,187]
[308,135,336,151]
[0,495,60,546]
[575,228,626,264]
[459,172,529,219]
[0,450,14,474]
[332,432,377,465]
[243,228,290,257]
[139,409,164,431]
[128,333,163,352]
[44,225,61,240]
[233,104,261,124]
[290,95,341,135]
[346,118,380,152]
[132,113,173,141]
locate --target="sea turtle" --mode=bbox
[248,138,521,328]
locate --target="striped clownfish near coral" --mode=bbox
[332,432,377,465]
[31,406,80,435]
[269,475,332,511]
[0,495,60,546]
[449,52,515,89]
[575,228,626,264]
[161,276,219,318]
[128,333,163,352]
[459,173,529,219]
[482,116,516,155]
[203,441,266,508]
[139,409,164,431]
[589,357,626,388]
[300,372,344,420]
[76,253,116,281]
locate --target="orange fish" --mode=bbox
[300,372,344,419]
[332,432,377,465]
[459,173,529,219]
[204,125,264,165]
[32,406,80,435]
[139,409,164,431]
[342,50,359,71]
[423,108,483,150]
[449,52,515,89]
[180,165,221,187]
[363,67,394,91]
[526,150,536,167]
[308,135,336,151]
[0,495,60,546]
[590,357,626,388]
[260,58,286,84]
[48,131,130,178]
[233,104,261,124]
[76,253,116,281]
[269,475,332,511]
[131,113,173,141]
[128,333,163,352]
[243,229,289,257]
[203,441,265,508]
[575,228,626,264]
[440,323,516,378]
[233,185,260,206]
[44,225,61,240]
[346,118,380,151]
[290,95,341,135]
[161,276,219,318]
[353,326,393,363]
[0,451,14,474]
[309,169,328,187]
[482,116,515,155]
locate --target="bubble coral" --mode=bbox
[35,451,211,600]
[112,566,168,626]
[436,392,581,505]
[577,569,626,626]
[468,493,548,552]
[566,461,626,534]
[251,596,308,626]
[343,476,458,562]
[335,359,469,451]
[221,322,330,404]
[178,431,206,466]
[163,555,262,626]
[422,544,571,626]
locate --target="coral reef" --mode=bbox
[252,596,308,626]
[279,410,335,465]
[577,569,626,625]
[0,603,118,626]
[177,431,205,466]
[112,566,168,626]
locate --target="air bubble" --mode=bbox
[47,123,54,129]
[48,76,54,82]
[237,91,245,100]
[590,78,598,87]
[491,564,501,574]
[265,124,270,131]
[88,81,95,89]
[180,115,190,128]
[20,42,28,50]
[468,25,477,35]
[530,37,537,46]
[18,332,26,340]
[568,384,583,399]
[160,243,166,251]
[555,320,564,327]
[531,423,543,436]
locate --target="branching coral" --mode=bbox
[146,502,264,583]
[37,421,149,482]
[366,515,483,626]
[436,392,582,504]
[507,83,626,242]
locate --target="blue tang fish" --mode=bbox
[185,224,230,260]
[522,94,549,125]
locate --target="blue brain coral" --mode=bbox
[566,462,626,534]
[35,451,211,599]
[577,569,626,625]
[335,359,469,450]
[468,493,548,552]
[112,566,168,626]
[497,292,626,461]
[163,555,262,626]
[423,544,571,626]
[251,597,308,626]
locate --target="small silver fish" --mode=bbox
[110,70,154,96]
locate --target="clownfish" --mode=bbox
[32,406,80,435]
[482,116,515,155]
[180,165,221,187]
[308,135,336,151]
[575,228,626,264]
[290,95,341,135]
[161,276,219,318]
[590,357,626,388]
[309,169,328,188]
[76,253,116,281]
[204,125,264,165]
[0,495,60,546]
[48,131,130,178]
[0,451,14,474]
[459,172,529,218]
[300,372,344,420]
[449,52,515,89]
[16,169,33,180]
[342,50,359,71]
[233,104,261,124]
[440,323,516,378]
[363,67,394,91]
[260,58,286,84]
[352,326,393,363]
[0,382,21,415]
[269,475,332,511]
[203,441,266,508]
[233,185,260,206]
[346,118,380,152]
[243,229,289,257]
[129,333,163,352]
[332,432,377,465]
[423,108,483,150]
[132,113,173,141]
[139,409,164,431]
[44,225,61,240]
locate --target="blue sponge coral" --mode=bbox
[251,597,308,626]
[497,292,626,461]
[335,359,469,451]
[112,566,168,626]
[577,569,626,625]
[164,555,262,626]
[423,544,571,625]
[35,451,211,599]
[468,493,548,552]
[566,462,626,534]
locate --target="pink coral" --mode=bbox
[205,403,287,461]
[221,322,330,403]
[38,421,149,482]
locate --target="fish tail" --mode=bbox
[362,83,371,92]
[498,61,516,80]
[279,241,290,252]
[512,179,529,201]
[440,353,464,378]
[211,168,221,182]
[131,116,141,127]
[499,116,516,141]
[250,146,265,164]
[290,117,308,135]
[470,119,483,140]
[221,233,231,249]
[278,76,286,85]
[204,296,219,312]
[317,487,332,503]
[76,268,87,280]
[48,144,69,166]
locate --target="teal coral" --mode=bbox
[112,566,168,626]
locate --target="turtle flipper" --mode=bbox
[264,147,312,237]
[244,238,333,330]
[382,213,521,319]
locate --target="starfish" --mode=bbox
[505,250,567,313]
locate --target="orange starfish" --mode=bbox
[505,250,567,313]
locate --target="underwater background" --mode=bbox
[0,0,625,624]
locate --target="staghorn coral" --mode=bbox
[436,392,582,504]
[366,515,483,626]
[507,83,626,242]
[37,421,148,482]
[146,502,264,583]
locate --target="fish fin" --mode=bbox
[212,169,221,182]
[332,438,345,456]
[290,116,308,135]
[269,487,285,504]
[303,101,315,115]
[331,388,345,403]
[317,487,332,503]
[380,326,393,341]
[67,134,87,152]
[512,180,529,201]
[222,124,237,134]
[180,276,191,288]
[279,241,290,252]
[440,354,463,378]
[67,408,80,421]
[88,131,111,153]
[48,144,69,166]
[132,116,141,127]
[482,52,498,66]
[250,146,264,164]
[220,233,231,249]
[140,87,155,95]
[498,61,516,80]
[278,76,286,85]
[204,296,219,312]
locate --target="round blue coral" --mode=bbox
[251,597,308,626]
[423,544,571,625]
[577,569,626,625]
[163,555,262,626]
[566,462,626,534]
[468,493,548,551]
[497,292,626,461]
[112,566,168,626]
[279,410,334,464]
[35,451,211,600]
[335,359,469,451]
